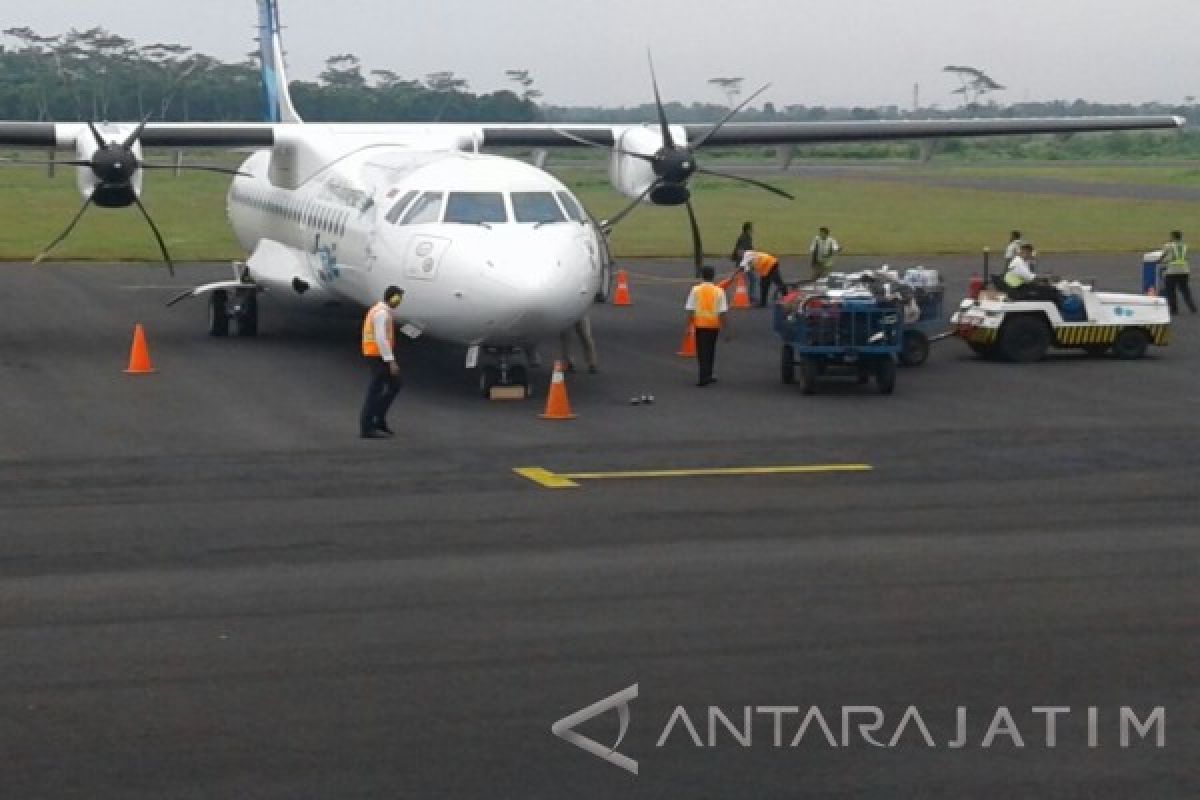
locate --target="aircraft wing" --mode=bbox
[0,122,276,149]
[1,116,1182,152]
[478,116,1184,149]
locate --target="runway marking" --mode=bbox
[514,463,873,489]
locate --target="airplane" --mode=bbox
[0,0,1184,397]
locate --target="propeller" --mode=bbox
[557,54,793,275]
[4,118,248,274]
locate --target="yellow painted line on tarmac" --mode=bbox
[514,464,873,489]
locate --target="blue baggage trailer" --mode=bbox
[775,295,904,395]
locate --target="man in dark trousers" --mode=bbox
[731,220,757,298]
[1158,230,1196,314]
[684,266,729,386]
[359,285,405,438]
[739,249,788,307]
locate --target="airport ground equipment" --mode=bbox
[775,294,903,395]
[895,269,945,367]
[950,281,1170,362]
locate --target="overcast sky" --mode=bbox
[8,0,1197,109]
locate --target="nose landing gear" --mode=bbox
[478,347,532,399]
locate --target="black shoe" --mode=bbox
[696,379,711,387]
[587,365,598,374]
[360,430,388,439]
[373,421,395,435]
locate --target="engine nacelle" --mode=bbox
[73,124,143,207]
[608,124,689,202]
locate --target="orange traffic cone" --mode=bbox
[731,272,752,309]
[538,360,577,420]
[676,322,697,358]
[123,323,157,374]
[613,269,632,306]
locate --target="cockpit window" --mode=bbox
[555,191,585,223]
[385,190,419,224]
[400,191,444,225]
[512,192,566,224]
[444,192,507,224]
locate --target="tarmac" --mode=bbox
[0,255,1196,799]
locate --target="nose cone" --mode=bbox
[476,227,595,339]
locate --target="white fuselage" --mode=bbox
[225,145,604,346]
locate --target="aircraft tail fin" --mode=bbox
[257,0,302,123]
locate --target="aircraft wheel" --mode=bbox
[234,289,258,337]
[479,366,500,397]
[1112,328,1150,360]
[799,357,820,395]
[898,330,929,367]
[781,345,795,384]
[998,315,1050,362]
[208,290,229,337]
[875,357,897,394]
[509,365,532,397]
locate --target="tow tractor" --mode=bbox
[950,279,1170,361]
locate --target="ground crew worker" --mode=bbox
[1003,230,1024,262]
[739,249,787,307]
[996,242,1061,304]
[998,243,1036,291]
[559,315,598,373]
[1158,230,1196,314]
[684,266,729,386]
[359,285,404,439]
[809,226,840,281]
[730,221,757,298]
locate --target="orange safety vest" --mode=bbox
[750,253,778,277]
[691,283,724,329]
[361,302,395,357]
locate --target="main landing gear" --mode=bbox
[208,286,260,338]
[478,347,532,399]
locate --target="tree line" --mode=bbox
[0,26,538,122]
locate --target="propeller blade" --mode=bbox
[646,52,676,150]
[696,166,795,200]
[691,82,772,150]
[684,198,705,276]
[550,128,655,163]
[32,192,95,265]
[130,193,176,277]
[0,158,92,168]
[141,164,252,178]
[602,180,659,230]
[86,122,107,150]
[122,114,153,150]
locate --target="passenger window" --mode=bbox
[555,191,585,222]
[444,192,507,224]
[401,191,444,225]
[512,192,565,224]
[385,190,419,224]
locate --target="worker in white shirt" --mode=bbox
[684,266,730,386]
[1003,230,1024,262]
[1002,243,1036,290]
[359,285,404,439]
[739,249,788,306]
[809,226,840,281]
[997,243,1060,304]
